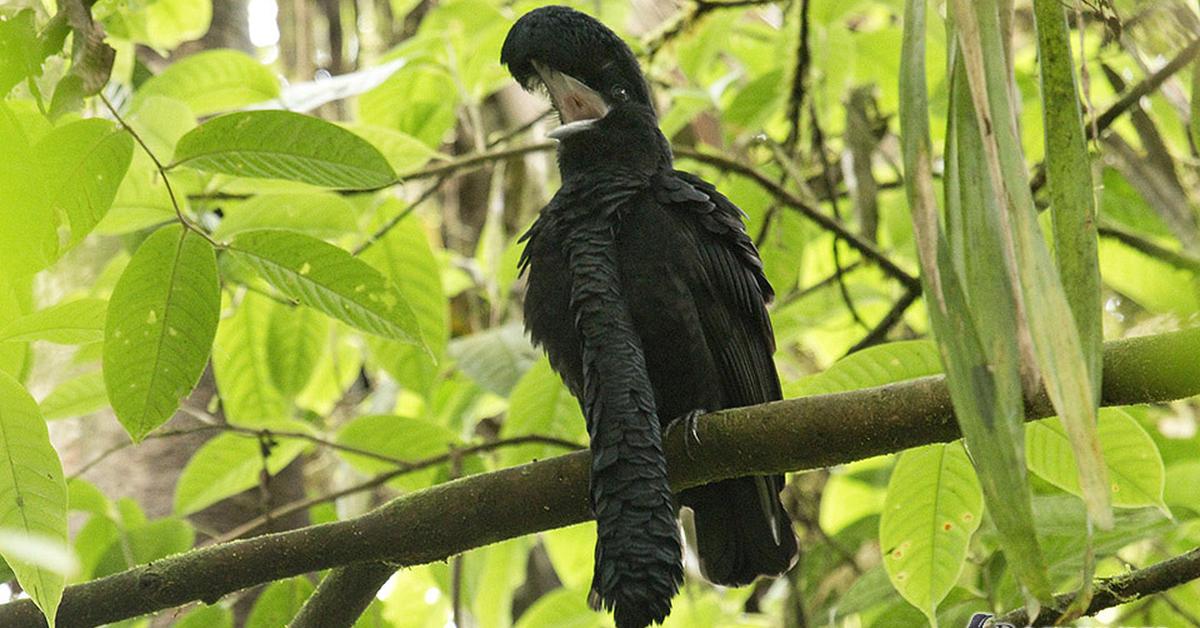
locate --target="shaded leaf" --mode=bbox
[213,292,290,427]
[40,371,108,421]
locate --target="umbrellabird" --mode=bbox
[501,6,798,627]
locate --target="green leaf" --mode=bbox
[1033,0,1102,401]
[0,102,56,276]
[542,522,595,591]
[362,204,447,396]
[176,605,233,628]
[514,588,603,628]
[40,371,109,421]
[93,517,194,577]
[246,576,314,628]
[1165,461,1200,516]
[335,415,459,491]
[0,299,107,345]
[899,0,1051,599]
[501,358,585,467]
[0,371,68,627]
[0,530,77,580]
[1027,408,1167,510]
[788,340,942,397]
[358,65,459,147]
[103,225,220,441]
[266,303,328,397]
[228,230,423,345]
[67,479,108,517]
[344,124,439,175]
[447,323,537,395]
[470,538,530,628]
[880,442,983,625]
[136,49,280,116]
[34,118,133,250]
[173,422,310,515]
[211,192,359,240]
[171,111,396,189]
[212,292,290,427]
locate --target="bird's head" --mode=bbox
[501,5,668,171]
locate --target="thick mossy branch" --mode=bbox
[1,329,1197,627]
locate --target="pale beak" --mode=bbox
[532,60,610,140]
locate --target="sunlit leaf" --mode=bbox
[137,49,279,116]
[103,225,220,441]
[1027,408,1167,511]
[246,576,314,628]
[212,291,290,427]
[880,442,983,624]
[0,371,68,627]
[173,422,311,515]
[39,371,108,421]
[501,358,586,466]
[0,299,107,345]
[0,102,56,276]
[266,302,329,397]
[34,119,134,249]
[211,192,359,240]
[335,415,460,491]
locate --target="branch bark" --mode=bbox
[997,547,1200,627]
[1,328,1197,627]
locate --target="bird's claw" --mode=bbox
[672,409,705,461]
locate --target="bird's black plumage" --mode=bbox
[503,7,798,627]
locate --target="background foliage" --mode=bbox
[0,0,1198,626]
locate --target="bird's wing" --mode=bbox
[656,170,781,407]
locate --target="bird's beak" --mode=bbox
[532,60,610,140]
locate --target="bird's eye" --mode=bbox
[611,86,629,102]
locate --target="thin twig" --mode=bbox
[809,100,869,330]
[843,284,922,356]
[204,435,584,545]
[98,94,221,248]
[1031,36,1200,192]
[783,0,813,154]
[351,175,447,256]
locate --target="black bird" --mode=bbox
[502,7,798,627]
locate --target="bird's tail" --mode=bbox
[566,221,683,628]
[682,475,798,586]
[585,407,682,628]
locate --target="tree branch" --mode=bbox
[1,328,1197,627]
[997,547,1200,627]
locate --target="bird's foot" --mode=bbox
[670,409,706,461]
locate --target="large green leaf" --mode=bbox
[173,421,310,515]
[103,225,220,441]
[92,517,195,577]
[34,119,134,249]
[136,49,279,116]
[40,371,108,420]
[228,230,423,346]
[880,442,983,624]
[0,299,107,345]
[542,522,595,591]
[212,292,289,427]
[513,588,602,628]
[171,111,396,189]
[0,371,69,627]
[1027,408,1166,511]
